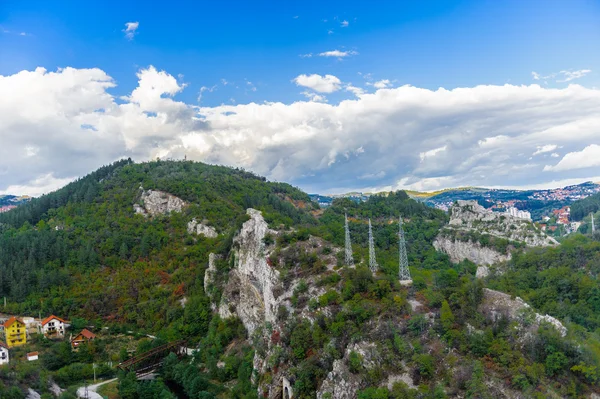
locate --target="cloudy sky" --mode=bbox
[1,0,600,196]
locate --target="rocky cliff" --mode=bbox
[434,200,557,274]
[187,218,218,238]
[218,208,280,336]
[133,189,187,217]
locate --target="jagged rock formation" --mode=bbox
[187,219,218,238]
[480,288,567,337]
[133,189,187,217]
[434,201,557,274]
[218,209,280,336]
[317,342,381,399]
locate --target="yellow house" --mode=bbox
[4,317,26,348]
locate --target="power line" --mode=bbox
[368,219,378,273]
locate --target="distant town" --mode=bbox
[309,181,600,237]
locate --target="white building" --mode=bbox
[0,342,9,365]
[41,315,66,339]
[506,207,532,221]
[27,352,38,361]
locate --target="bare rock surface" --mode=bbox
[434,200,557,270]
[187,218,218,238]
[218,209,280,336]
[134,189,187,217]
[480,288,566,337]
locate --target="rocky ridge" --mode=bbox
[434,200,557,275]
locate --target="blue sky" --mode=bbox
[1,0,600,195]
[3,0,598,104]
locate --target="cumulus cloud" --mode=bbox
[123,22,139,40]
[544,144,600,172]
[340,20,349,27]
[373,79,392,89]
[2,66,600,195]
[292,74,341,93]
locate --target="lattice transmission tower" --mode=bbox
[398,216,412,283]
[345,214,354,267]
[592,213,596,234]
[368,219,378,273]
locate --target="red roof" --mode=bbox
[41,315,66,326]
[0,342,8,349]
[3,317,24,328]
[77,329,96,340]
[27,352,39,357]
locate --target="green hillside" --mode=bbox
[1,160,600,398]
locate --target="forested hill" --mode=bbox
[0,160,318,322]
[3,160,600,397]
[571,191,600,221]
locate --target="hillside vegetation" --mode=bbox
[0,160,600,398]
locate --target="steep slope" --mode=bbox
[1,161,599,398]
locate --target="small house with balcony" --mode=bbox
[41,315,66,339]
[4,317,26,348]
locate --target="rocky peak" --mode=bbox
[218,208,280,336]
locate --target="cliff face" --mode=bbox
[480,288,567,337]
[218,209,280,336]
[433,236,510,266]
[434,200,557,272]
[133,189,187,217]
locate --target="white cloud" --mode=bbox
[340,20,349,27]
[373,79,392,89]
[544,144,600,172]
[419,145,447,162]
[532,69,591,83]
[292,74,341,93]
[3,66,600,195]
[558,69,592,82]
[532,144,558,155]
[198,85,217,102]
[345,85,365,98]
[123,22,139,40]
[318,50,358,58]
[301,91,327,103]
[300,53,313,58]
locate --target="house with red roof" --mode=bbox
[71,328,96,351]
[4,317,26,348]
[41,315,67,339]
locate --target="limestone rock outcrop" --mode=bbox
[480,288,566,337]
[188,219,218,238]
[434,200,557,271]
[134,189,187,217]
[218,209,280,336]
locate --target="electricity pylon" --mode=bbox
[345,214,354,267]
[368,219,378,273]
[398,216,412,284]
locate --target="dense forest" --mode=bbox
[1,160,600,397]
[571,192,600,221]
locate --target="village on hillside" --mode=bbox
[0,314,96,365]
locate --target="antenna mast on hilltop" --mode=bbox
[368,219,378,273]
[345,214,355,267]
[398,216,412,284]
